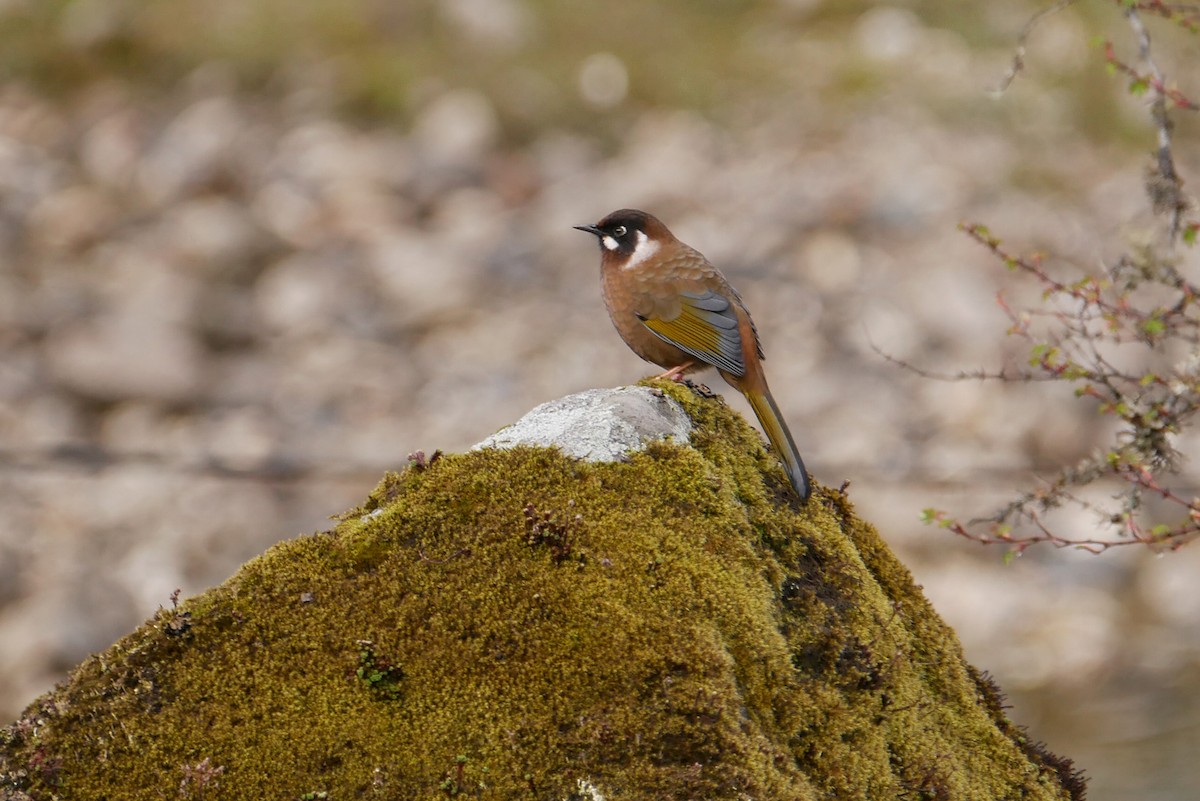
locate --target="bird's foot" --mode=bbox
[653,363,693,382]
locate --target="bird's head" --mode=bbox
[574,209,677,269]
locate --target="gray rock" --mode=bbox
[474,386,692,462]
[45,316,205,403]
[138,97,242,204]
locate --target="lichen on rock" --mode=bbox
[0,380,1084,800]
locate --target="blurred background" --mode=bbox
[1,1,1199,798]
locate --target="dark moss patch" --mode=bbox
[0,381,1083,800]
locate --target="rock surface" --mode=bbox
[0,383,1085,800]
[473,385,693,461]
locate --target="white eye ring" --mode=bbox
[612,225,627,237]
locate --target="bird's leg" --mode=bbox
[653,362,695,382]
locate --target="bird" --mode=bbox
[574,209,811,502]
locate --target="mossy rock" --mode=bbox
[0,381,1084,800]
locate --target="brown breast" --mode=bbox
[601,245,741,371]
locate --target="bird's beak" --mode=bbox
[573,224,603,237]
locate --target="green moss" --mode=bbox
[0,381,1081,800]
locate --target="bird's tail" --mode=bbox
[744,387,811,502]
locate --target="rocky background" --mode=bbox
[1,3,1198,800]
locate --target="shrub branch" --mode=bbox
[912,1,1200,553]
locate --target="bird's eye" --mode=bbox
[612,225,627,237]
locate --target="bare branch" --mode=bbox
[1123,5,1192,244]
[993,0,1082,94]
[865,334,1049,383]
